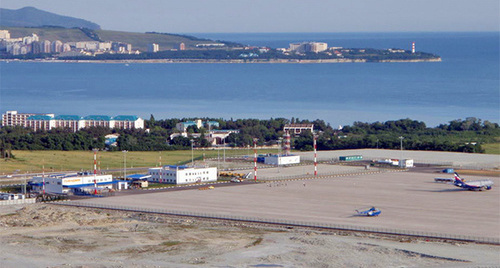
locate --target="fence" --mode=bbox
[0,198,36,206]
[260,167,403,181]
[55,201,499,245]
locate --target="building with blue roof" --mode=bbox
[5,110,144,132]
[30,172,129,194]
[26,115,55,131]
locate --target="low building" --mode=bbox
[30,172,125,195]
[148,165,217,185]
[399,159,414,168]
[206,130,240,145]
[264,155,301,165]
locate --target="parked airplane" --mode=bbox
[355,207,381,216]
[453,173,493,191]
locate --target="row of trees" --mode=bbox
[0,117,498,155]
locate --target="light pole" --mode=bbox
[122,150,128,180]
[278,137,283,173]
[253,138,258,182]
[223,138,226,163]
[399,136,404,165]
[190,139,194,166]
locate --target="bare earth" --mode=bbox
[0,204,498,268]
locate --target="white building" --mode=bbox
[2,111,36,127]
[289,42,328,53]
[399,159,414,168]
[30,173,118,194]
[148,43,159,52]
[2,111,145,132]
[0,30,11,39]
[264,155,301,165]
[148,165,217,185]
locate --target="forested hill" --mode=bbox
[0,118,498,155]
[0,7,100,29]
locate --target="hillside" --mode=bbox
[96,30,215,51]
[2,27,221,51]
[0,7,100,30]
[1,26,95,42]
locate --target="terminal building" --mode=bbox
[148,165,217,185]
[30,172,127,195]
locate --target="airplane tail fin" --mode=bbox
[454,173,463,182]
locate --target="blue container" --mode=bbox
[442,168,454,173]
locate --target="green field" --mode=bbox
[1,149,277,175]
[482,143,500,155]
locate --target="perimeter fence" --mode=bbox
[55,201,499,245]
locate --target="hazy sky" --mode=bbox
[1,0,499,33]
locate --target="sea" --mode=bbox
[0,32,498,127]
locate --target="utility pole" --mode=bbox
[253,138,258,182]
[399,136,404,166]
[190,139,194,166]
[122,150,128,180]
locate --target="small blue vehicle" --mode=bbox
[356,207,381,217]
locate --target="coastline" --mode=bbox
[0,57,442,64]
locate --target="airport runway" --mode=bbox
[75,171,500,239]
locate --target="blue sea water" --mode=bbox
[0,32,498,127]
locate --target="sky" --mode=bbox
[1,0,499,33]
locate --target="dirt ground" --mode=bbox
[0,204,498,268]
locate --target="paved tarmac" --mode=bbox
[295,149,500,169]
[78,170,499,239]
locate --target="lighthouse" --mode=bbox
[411,42,415,54]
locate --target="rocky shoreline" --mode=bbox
[0,57,442,64]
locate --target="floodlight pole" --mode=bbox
[122,150,128,180]
[399,136,404,164]
[190,139,194,166]
[253,138,258,182]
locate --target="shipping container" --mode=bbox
[339,155,363,161]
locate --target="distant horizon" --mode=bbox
[1,1,498,33]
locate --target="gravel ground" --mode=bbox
[1,204,498,267]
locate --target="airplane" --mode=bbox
[355,207,381,217]
[452,173,493,191]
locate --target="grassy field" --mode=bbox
[1,149,278,175]
[482,143,500,155]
